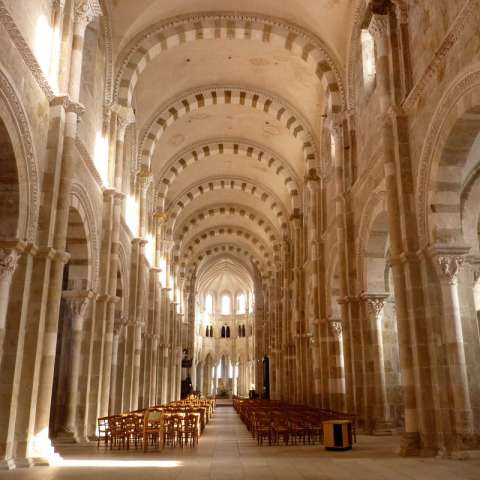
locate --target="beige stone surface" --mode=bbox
[1,407,480,480]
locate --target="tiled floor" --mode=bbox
[1,407,479,479]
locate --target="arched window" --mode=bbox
[226,326,231,338]
[205,293,213,314]
[221,326,226,338]
[236,293,246,314]
[209,326,213,337]
[242,325,246,337]
[238,325,242,337]
[361,29,376,88]
[221,293,231,315]
[205,326,209,337]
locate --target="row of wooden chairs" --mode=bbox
[97,399,215,451]
[233,399,356,446]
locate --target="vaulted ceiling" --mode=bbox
[110,0,354,291]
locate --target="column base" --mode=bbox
[53,430,78,444]
[28,434,62,466]
[0,458,16,470]
[13,456,34,468]
[372,420,393,436]
[397,432,421,456]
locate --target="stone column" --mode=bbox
[327,319,346,412]
[98,106,133,416]
[31,1,100,463]
[62,290,93,439]
[360,293,392,434]
[291,213,307,403]
[109,318,122,414]
[306,174,324,406]
[213,358,218,397]
[196,362,203,395]
[121,320,135,411]
[329,119,356,413]
[0,242,36,469]
[430,246,474,443]
[49,0,67,91]
[0,248,20,362]
[367,7,429,454]
[130,321,144,410]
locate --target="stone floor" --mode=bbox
[1,406,480,479]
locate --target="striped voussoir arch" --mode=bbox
[179,243,270,284]
[173,203,282,245]
[140,86,318,173]
[173,225,274,265]
[115,13,344,111]
[157,139,301,210]
[165,177,289,235]
[70,185,99,290]
[430,106,480,244]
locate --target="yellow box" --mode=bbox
[323,420,352,450]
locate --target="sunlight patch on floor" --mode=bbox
[50,458,182,468]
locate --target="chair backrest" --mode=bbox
[145,409,163,424]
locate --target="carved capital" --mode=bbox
[360,292,389,319]
[0,248,20,281]
[154,211,168,224]
[436,256,464,285]
[328,320,343,340]
[368,13,389,41]
[74,0,102,28]
[112,105,135,139]
[429,244,470,285]
[63,290,94,330]
[52,0,67,10]
[136,165,152,191]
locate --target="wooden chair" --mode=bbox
[97,416,110,448]
[143,409,164,452]
[124,413,143,450]
[255,417,272,445]
[109,415,125,449]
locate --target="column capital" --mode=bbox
[49,95,85,117]
[328,319,343,340]
[111,104,135,139]
[52,0,67,10]
[62,289,94,322]
[74,0,102,28]
[153,210,168,224]
[360,292,389,318]
[0,248,20,281]
[136,165,152,191]
[327,112,346,137]
[367,13,389,40]
[429,244,470,285]
[305,171,321,191]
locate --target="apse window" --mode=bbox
[237,294,246,314]
[205,293,213,315]
[221,293,231,315]
[361,29,376,90]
